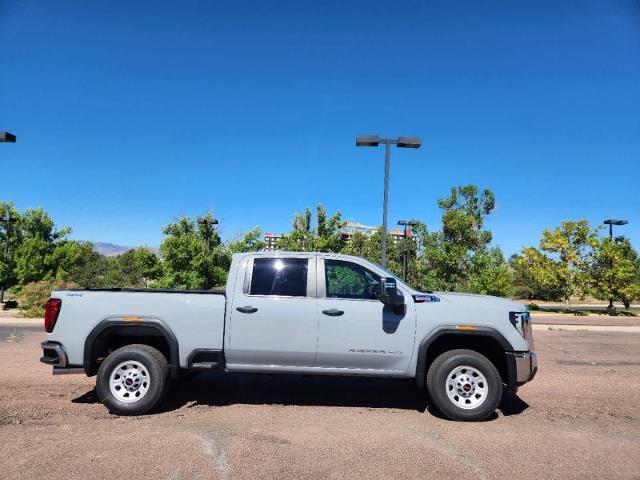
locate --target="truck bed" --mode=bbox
[48,289,226,368]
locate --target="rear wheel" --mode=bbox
[426,349,502,421]
[96,344,169,415]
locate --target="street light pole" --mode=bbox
[397,219,418,281]
[198,216,219,255]
[603,219,629,314]
[382,140,391,268]
[1,213,11,304]
[356,135,422,268]
[1,132,16,304]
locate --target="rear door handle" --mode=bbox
[236,306,258,314]
[322,309,344,317]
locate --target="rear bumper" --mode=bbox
[41,341,85,375]
[40,341,68,367]
[505,351,538,391]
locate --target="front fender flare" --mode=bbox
[414,326,514,388]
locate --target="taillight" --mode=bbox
[44,298,62,333]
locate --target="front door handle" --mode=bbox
[322,309,344,317]
[236,306,258,314]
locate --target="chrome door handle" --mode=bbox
[236,306,258,314]
[322,309,344,317]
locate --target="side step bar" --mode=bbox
[53,367,85,375]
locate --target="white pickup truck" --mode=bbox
[40,251,536,421]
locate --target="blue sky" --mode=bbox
[1,0,639,255]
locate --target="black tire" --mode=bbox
[96,344,170,416]
[426,349,502,421]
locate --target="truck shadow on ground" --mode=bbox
[73,371,529,420]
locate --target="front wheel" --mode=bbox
[96,344,170,415]
[426,349,502,421]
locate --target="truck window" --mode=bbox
[250,258,308,297]
[325,260,380,300]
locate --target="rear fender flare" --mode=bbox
[83,317,179,378]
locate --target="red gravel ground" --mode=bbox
[1,326,639,480]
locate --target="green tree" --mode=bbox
[103,247,161,288]
[514,220,597,304]
[469,247,513,297]
[414,185,509,295]
[226,227,265,254]
[66,250,111,288]
[341,228,408,280]
[510,252,563,301]
[155,212,227,289]
[155,212,261,289]
[278,204,346,252]
[590,237,640,309]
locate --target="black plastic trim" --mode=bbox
[415,326,513,388]
[84,319,180,378]
[186,349,225,370]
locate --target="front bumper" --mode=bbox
[506,351,538,390]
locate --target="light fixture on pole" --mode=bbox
[397,219,419,281]
[356,135,422,268]
[0,132,16,143]
[603,219,628,239]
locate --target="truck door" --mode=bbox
[315,258,415,373]
[226,256,318,368]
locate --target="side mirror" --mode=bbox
[378,277,406,315]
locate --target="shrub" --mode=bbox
[527,303,540,310]
[16,280,79,318]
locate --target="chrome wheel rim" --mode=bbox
[109,360,150,403]
[445,365,488,410]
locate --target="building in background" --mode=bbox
[263,222,416,252]
[263,232,284,252]
[340,221,377,241]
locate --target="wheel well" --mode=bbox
[85,324,176,376]
[420,334,508,386]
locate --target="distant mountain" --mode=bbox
[93,242,131,256]
[92,242,159,257]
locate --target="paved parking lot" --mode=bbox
[1,325,639,479]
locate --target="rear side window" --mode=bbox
[250,258,308,297]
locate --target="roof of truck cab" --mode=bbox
[236,251,361,259]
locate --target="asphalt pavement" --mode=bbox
[1,326,639,479]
